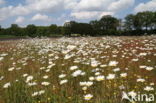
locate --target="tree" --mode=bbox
[124,11,156,35]
[0,25,2,35]
[124,14,135,31]
[48,24,58,35]
[124,13,143,31]
[56,26,62,34]
[63,21,76,36]
[0,25,1,31]
[90,20,101,36]
[142,11,154,30]
[133,13,144,30]
[9,24,21,36]
[0,11,156,37]
[89,16,119,36]
[97,15,119,35]
[26,24,37,37]
[154,12,156,30]
[36,26,49,37]
[70,22,92,36]
[100,15,119,30]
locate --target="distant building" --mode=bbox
[63,21,76,27]
[64,22,71,27]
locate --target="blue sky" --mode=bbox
[0,0,155,28]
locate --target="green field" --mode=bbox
[0,35,17,38]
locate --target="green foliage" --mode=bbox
[62,27,71,36]
[0,35,17,38]
[9,24,22,36]
[26,24,37,37]
[71,22,92,36]
[36,26,49,37]
[124,11,156,35]
[100,15,119,30]
[48,24,58,35]
[0,11,156,37]
[124,14,135,31]
[89,15,119,36]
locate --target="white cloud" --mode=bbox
[0,0,5,5]
[27,0,63,12]
[73,0,114,11]
[71,11,99,19]
[70,0,135,19]
[15,16,25,24]
[99,12,114,18]
[72,0,134,12]
[0,6,12,21]
[0,0,136,22]
[64,0,78,9]
[71,11,114,19]
[31,13,51,21]
[0,5,30,21]
[134,0,156,13]
[12,4,30,15]
[0,0,65,21]
[108,0,135,12]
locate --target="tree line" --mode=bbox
[0,11,156,37]
[0,24,63,37]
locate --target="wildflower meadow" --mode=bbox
[0,36,156,103]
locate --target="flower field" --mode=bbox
[0,36,156,103]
